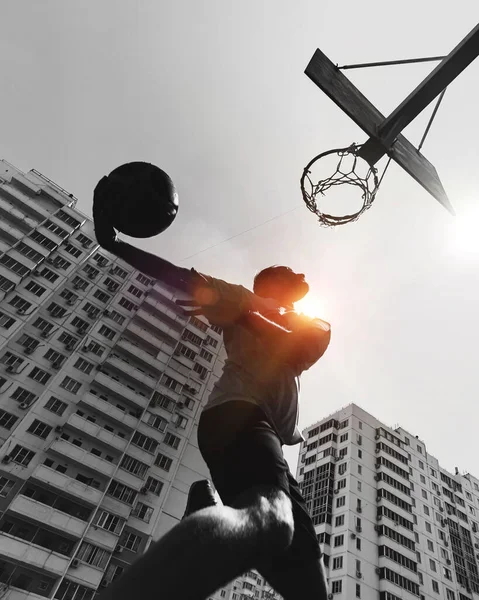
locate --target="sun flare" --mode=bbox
[450,204,479,257]
[294,295,324,319]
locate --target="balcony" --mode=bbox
[116,337,165,373]
[0,533,69,576]
[66,413,128,453]
[0,590,49,600]
[8,495,87,538]
[66,561,103,588]
[49,439,116,478]
[94,372,149,409]
[0,181,50,221]
[0,221,22,243]
[126,322,176,352]
[135,308,181,340]
[80,392,139,429]
[84,525,119,551]
[31,464,103,505]
[105,355,157,390]
[143,295,186,328]
[0,196,37,231]
[114,468,144,491]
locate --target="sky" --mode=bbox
[1,1,478,475]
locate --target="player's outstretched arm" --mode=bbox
[93,176,204,295]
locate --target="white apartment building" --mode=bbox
[0,159,249,600]
[298,403,479,600]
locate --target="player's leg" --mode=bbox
[257,472,329,600]
[98,484,294,600]
[258,556,328,600]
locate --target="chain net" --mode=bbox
[300,144,381,226]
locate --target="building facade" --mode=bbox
[298,403,479,600]
[0,160,246,600]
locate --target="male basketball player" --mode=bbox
[93,176,330,600]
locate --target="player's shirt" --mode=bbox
[193,271,331,446]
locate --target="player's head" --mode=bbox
[253,265,309,307]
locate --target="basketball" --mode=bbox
[99,162,179,238]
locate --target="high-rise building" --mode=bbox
[298,403,479,600]
[0,159,240,600]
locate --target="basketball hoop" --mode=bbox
[300,144,385,227]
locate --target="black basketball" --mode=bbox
[101,162,179,238]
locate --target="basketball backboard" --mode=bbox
[304,23,479,215]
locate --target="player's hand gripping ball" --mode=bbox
[93,162,179,240]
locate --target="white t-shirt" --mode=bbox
[192,272,331,446]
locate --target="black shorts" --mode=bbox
[197,400,321,570]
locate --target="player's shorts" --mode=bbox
[197,400,321,570]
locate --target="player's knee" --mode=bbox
[249,486,294,550]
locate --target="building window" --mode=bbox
[128,285,143,298]
[26,419,52,439]
[44,220,69,239]
[64,243,83,258]
[16,241,44,262]
[424,505,430,516]
[60,376,82,394]
[132,431,158,454]
[24,280,46,297]
[54,580,94,600]
[199,348,213,363]
[93,289,110,304]
[146,413,167,432]
[422,489,428,499]
[120,455,149,478]
[193,363,208,380]
[108,310,125,325]
[0,254,29,276]
[45,396,68,415]
[0,409,18,431]
[94,510,124,534]
[0,476,15,498]
[146,476,164,496]
[112,266,128,279]
[425,522,432,533]
[76,542,110,568]
[73,358,94,375]
[339,433,348,443]
[56,209,82,228]
[120,531,141,552]
[76,233,93,248]
[331,580,342,594]
[0,311,15,329]
[31,230,57,250]
[356,537,361,550]
[0,275,16,293]
[87,341,105,357]
[432,580,439,593]
[99,324,116,340]
[356,584,361,598]
[332,556,343,570]
[164,432,180,450]
[28,366,51,385]
[333,535,344,547]
[132,502,153,523]
[429,558,436,572]
[335,515,345,527]
[8,296,32,311]
[155,453,173,471]
[10,445,35,466]
[136,273,151,286]
[119,297,137,312]
[427,540,434,552]
[11,387,37,405]
[106,480,137,505]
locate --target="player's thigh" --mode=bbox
[258,555,328,600]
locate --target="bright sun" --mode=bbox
[449,203,479,258]
[294,295,323,318]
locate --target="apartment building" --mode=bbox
[0,159,243,600]
[298,403,479,600]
